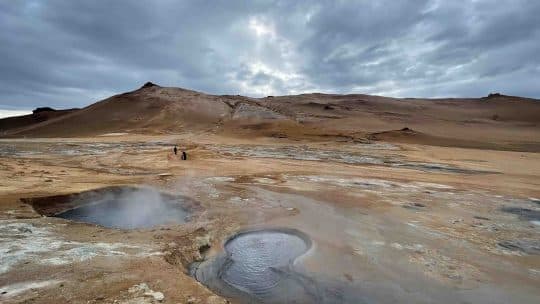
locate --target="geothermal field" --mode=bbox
[1,83,539,303]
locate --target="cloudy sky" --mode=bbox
[1,0,539,114]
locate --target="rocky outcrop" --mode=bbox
[141,82,160,89]
[232,103,288,120]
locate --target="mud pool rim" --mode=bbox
[191,227,315,302]
[190,227,313,277]
[221,227,313,250]
[22,185,202,230]
[52,185,195,216]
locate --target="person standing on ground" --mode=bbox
[182,151,187,160]
[173,145,178,155]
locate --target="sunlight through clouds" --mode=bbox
[0,0,538,110]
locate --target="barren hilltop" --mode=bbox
[2,82,538,151]
[1,83,540,304]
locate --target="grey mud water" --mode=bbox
[191,228,362,304]
[25,186,195,229]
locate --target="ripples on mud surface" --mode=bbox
[192,229,361,304]
[222,230,309,299]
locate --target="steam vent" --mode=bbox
[23,186,197,229]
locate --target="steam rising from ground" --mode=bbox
[56,187,191,229]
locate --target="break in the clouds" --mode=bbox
[1,0,539,109]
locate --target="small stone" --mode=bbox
[473,216,490,221]
[17,226,32,233]
[144,291,164,301]
[195,235,211,253]
[187,295,199,304]
[128,283,150,294]
[206,296,228,304]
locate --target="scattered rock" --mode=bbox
[270,133,287,138]
[141,82,159,89]
[127,283,164,302]
[144,291,164,301]
[32,107,56,114]
[390,243,403,250]
[473,215,490,221]
[164,228,212,267]
[529,197,540,206]
[128,283,149,294]
[402,202,425,210]
[206,295,229,304]
[17,226,32,233]
[187,295,200,304]
[487,93,503,98]
[501,207,540,221]
[451,218,463,224]
[195,234,211,258]
[498,240,540,255]
[232,103,287,120]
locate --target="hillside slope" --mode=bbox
[0,107,78,135]
[1,83,297,137]
[257,93,540,150]
[1,83,539,151]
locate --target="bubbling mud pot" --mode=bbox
[23,186,197,229]
[191,228,361,304]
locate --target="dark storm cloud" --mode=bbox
[0,0,539,110]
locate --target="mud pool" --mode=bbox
[192,229,362,304]
[28,186,193,229]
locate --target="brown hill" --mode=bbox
[0,82,296,137]
[1,83,539,151]
[0,107,78,135]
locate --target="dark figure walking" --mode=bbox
[173,145,178,155]
[181,151,187,160]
